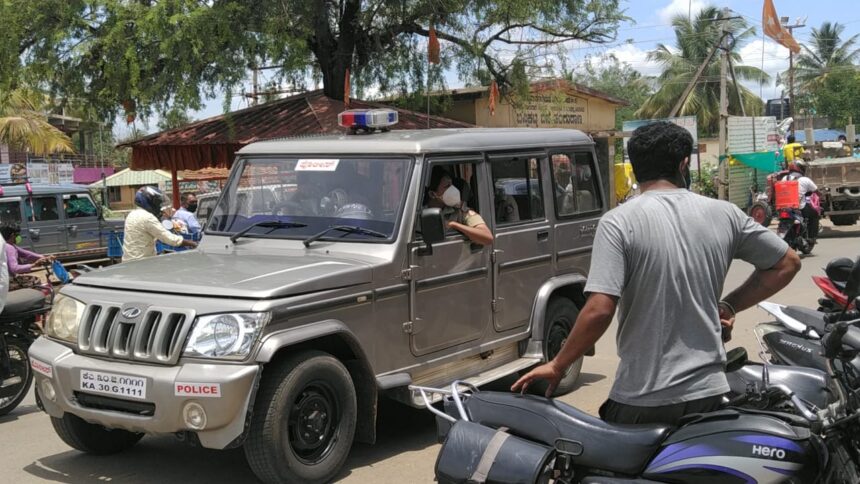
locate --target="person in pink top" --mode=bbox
[0,224,53,275]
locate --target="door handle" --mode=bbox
[537,230,549,241]
[67,225,78,236]
[28,228,40,241]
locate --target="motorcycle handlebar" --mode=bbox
[824,310,860,325]
[770,384,819,422]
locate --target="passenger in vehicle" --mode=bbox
[0,224,53,275]
[173,193,202,234]
[425,166,493,246]
[39,199,59,221]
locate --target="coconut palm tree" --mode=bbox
[0,88,74,155]
[792,22,860,92]
[636,7,768,136]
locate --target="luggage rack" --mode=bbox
[409,381,478,423]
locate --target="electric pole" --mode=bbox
[782,17,805,134]
[718,11,730,201]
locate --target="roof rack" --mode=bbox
[0,177,34,197]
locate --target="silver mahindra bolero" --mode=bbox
[30,119,606,483]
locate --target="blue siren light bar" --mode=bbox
[338,109,399,130]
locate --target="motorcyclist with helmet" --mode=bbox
[781,160,820,242]
[122,186,198,262]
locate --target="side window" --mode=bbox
[0,200,21,226]
[490,156,544,225]
[25,196,60,222]
[64,194,98,218]
[551,151,602,217]
[421,162,482,237]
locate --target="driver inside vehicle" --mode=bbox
[424,166,493,246]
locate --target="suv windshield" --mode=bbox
[208,157,411,242]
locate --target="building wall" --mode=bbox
[445,99,478,125]
[467,89,618,132]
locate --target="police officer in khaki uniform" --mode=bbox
[426,166,493,246]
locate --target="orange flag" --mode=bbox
[428,26,441,64]
[762,0,800,54]
[488,80,500,116]
[344,68,350,107]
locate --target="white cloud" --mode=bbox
[597,43,664,77]
[658,0,706,24]
[738,38,791,100]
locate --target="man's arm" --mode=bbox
[723,249,800,314]
[144,216,192,248]
[449,220,493,246]
[511,293,617,397]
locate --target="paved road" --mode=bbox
[2,222,858,483]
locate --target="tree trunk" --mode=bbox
[312,0,361,101]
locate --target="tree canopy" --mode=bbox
[636,7,767,136]
[0,88,74,154]
[568,53,653,131]
[5,0,626,123]
[792,21,860,93]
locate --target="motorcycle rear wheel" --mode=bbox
[0,339,33,416]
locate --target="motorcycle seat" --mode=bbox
[783,305,827,334]
[458,391,671,475]
[0,289,46,318]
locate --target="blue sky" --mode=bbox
[117,0,860,137]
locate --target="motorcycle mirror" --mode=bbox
[844,258,860,302]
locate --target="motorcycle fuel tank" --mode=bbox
[642,411,821,484]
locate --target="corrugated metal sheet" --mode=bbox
[89,168,173,188]
[121,91,473,172]
[728,163,769,209]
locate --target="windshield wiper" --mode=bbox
[303,225,388,247]
[229,221,308,243]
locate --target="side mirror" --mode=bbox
[846,258,860,301]
[419,208,445,256]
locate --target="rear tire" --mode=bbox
[244,350,357,484]
[829,214,858,226]
[0,339,33,416]
[51,414,143,454]
[526,297,583,397]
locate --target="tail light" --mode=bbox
[779,209,792,219]
[812,275,853,309]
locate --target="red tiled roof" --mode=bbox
[122,91,472,171]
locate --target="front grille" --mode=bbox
[77,303,195,365]
[75,391,156,416]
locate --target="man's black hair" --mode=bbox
[429,165,452,192]
[627,121,693,184]
[0,223,20,242]
[787,134,796,143]
[180,192,196,205]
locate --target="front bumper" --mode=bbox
[29,337,259,449]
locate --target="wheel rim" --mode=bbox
[547,318,572,361]
[0,344,30,409]
[286,380,340,465]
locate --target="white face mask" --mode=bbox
[441,185,461,207]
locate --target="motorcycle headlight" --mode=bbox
[46,294,85,343]
[184,313,270,360]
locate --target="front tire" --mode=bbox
[51,413,143,454]
[527,297,583,397]
[245,350,357,484]
[0,339,33,416]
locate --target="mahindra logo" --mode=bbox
[121,308,142,319]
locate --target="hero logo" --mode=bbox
[752,445,786,459]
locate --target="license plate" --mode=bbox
[79,369,147,400]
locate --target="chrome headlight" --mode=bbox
[46,294,85,343]
[184,313,270,360]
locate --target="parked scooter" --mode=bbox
[411,262,860,484]
[814,257,856,313]
[0,289,51,416]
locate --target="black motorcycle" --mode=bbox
[0,288,51,416]
[777,207,815,255]
[409,262,860,484]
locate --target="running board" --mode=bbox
[397,357,539,407]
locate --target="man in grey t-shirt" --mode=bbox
[513,121,801,425]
